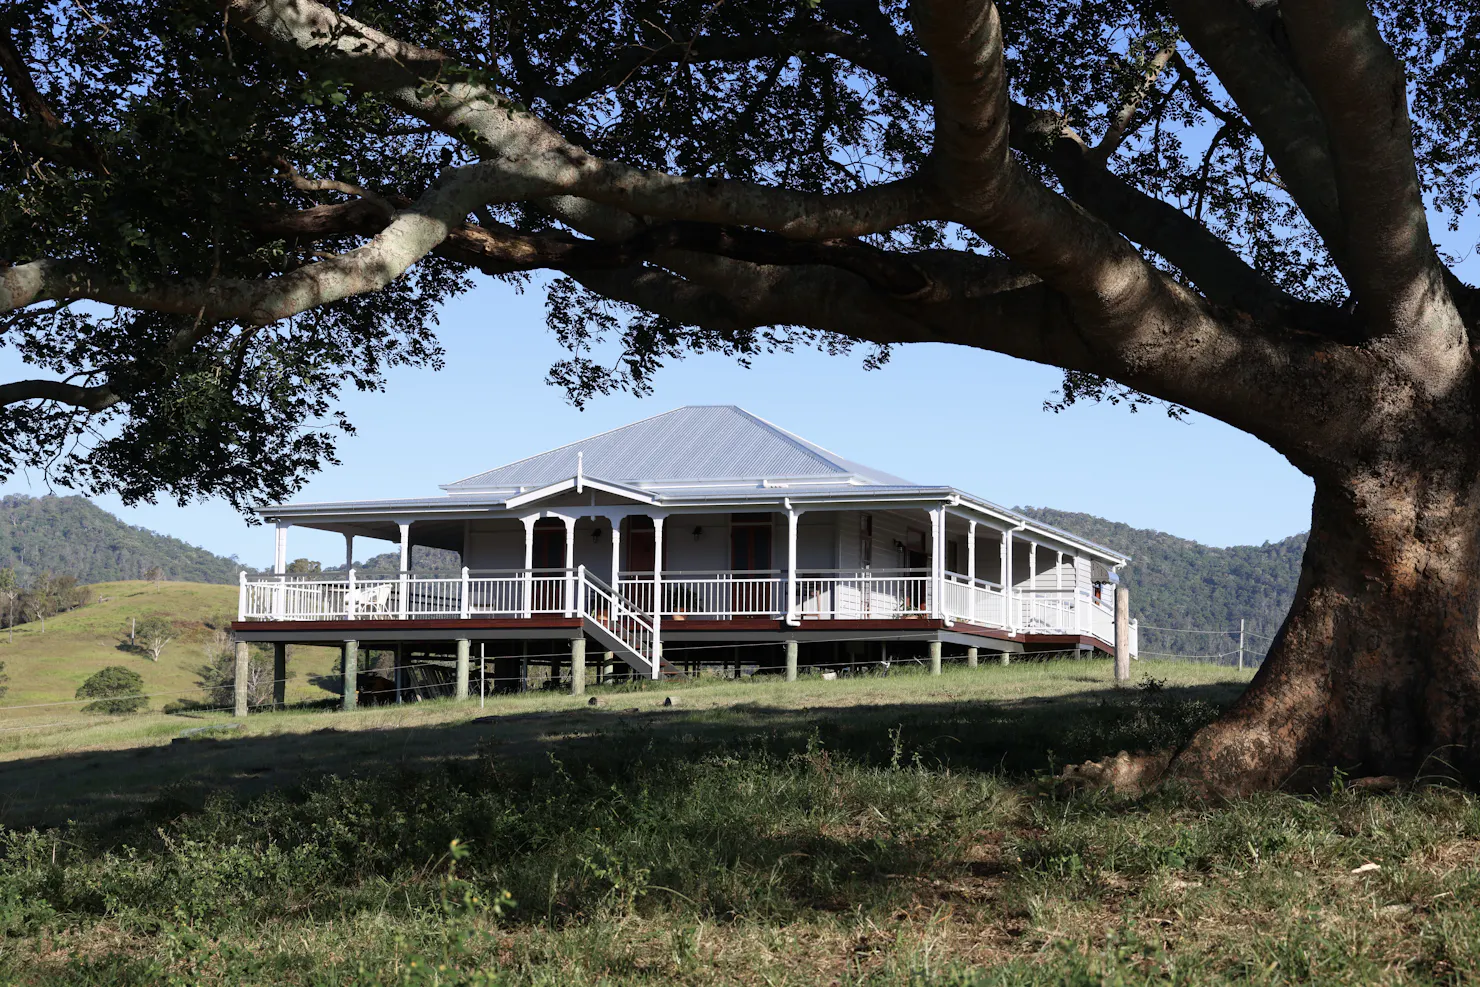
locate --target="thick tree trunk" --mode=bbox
[1171,461,1480,793]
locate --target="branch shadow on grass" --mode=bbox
[0,679,1244,832]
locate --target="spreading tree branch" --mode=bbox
[1281,0,1458,346]
[1091,42,1178,165]
[226,0,939,240]
[0,379,119,411]
[1169,0,1346,265]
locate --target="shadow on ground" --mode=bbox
[0,679,1243,830]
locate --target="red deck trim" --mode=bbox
[231,617,582,633]
[231,614,1112,653]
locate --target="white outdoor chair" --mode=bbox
[349,584,394,616]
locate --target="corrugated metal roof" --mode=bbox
[443,405,912,489]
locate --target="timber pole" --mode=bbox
[455,638,470,700]
[272,642,287,709]
[784,639,798,682]
[343,640,359,710]
[929,640,942,676]
[966,646,978,668]
[1114,584,1131,683]
[233,640,250,718]
[570,636,586,696]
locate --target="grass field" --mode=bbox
[0,580,341,719]
[2,658,1478,985]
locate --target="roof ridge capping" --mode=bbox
[440,405,912,490]
[439,405,693,490]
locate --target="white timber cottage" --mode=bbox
[233,406,1136,706]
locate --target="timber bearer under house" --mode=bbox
[230,405,1136,711]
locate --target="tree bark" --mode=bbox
[1172,449,1480,793]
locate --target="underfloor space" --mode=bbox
[302,636,1094,705]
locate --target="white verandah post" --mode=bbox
[1002,528,1013,634]
[929,507,943,619]
[652,515,665,679]
[610,517,622,586]
[1056,550,1064,631]
[344,533,354,573]
[1076,555,1088,634]
[521,515,537,617]
[1027,540,1037,628]
[967,519,977,623]
[397,521,411,619]
[562,515,577,616]
[273,520,289,620]
[785,508,800,623]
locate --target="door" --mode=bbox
[730,513,773,613]
[623,517,658,612]
[905,528,929,612]
[532,518,566,611]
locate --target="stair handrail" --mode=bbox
[579,566,662,679]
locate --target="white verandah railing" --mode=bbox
[237,568,1132,651]
[617,570,787,619]
[795,568,932,619]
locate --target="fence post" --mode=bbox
[234,640,250,718]
[1238,618,1245,671]
[342,640,358,710]
[570,635,586,697]
[273,642,286,708]
[455,638,470,700]
[1114,584,1131,683]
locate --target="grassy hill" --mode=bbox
[0,580,339,720]
[1,494,243,585]
[1018,506,1306,662]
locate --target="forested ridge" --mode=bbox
[1019,507,1306,661]
[0,495,241,585]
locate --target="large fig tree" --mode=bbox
[4,0,1479,790]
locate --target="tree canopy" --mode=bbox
[2,0,1472,509]
[10,0,1480,789]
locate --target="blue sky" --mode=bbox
[0,273,1316,568]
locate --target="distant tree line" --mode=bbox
[0,567,89,631]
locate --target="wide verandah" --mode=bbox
[239,503,1132,648]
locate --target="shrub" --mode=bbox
[75,666,147,714]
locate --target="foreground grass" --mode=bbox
[3,660,1475,984]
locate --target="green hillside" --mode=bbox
[0,580,339,720]
[1017,507,1307,663]
[1,494,242,585]
[357,545,462,573]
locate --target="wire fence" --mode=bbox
[1135,620,1275,669]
